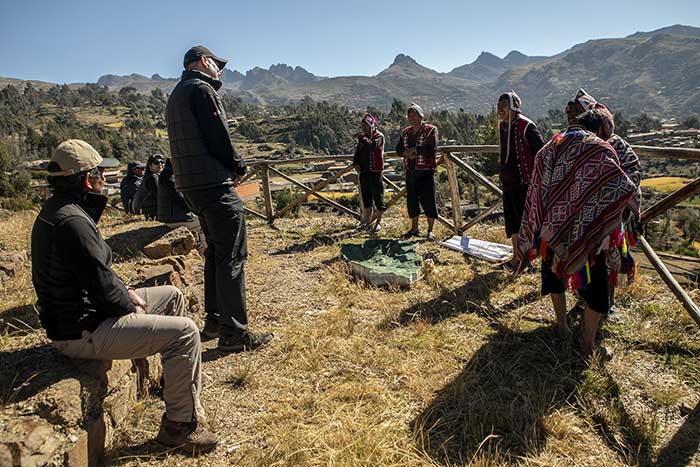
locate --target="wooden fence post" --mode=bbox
[259,164,274,224]
[444,153,462,236]
[638,236,700,327]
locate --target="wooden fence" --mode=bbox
[241,144,700,327]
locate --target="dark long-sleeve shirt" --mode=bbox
[499,115,545,190]
[120,172,141,213]
[353,131,385,173]
[166,69,246,192]
[395,124,438,172]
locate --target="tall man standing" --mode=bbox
[519,94,638,359]
[396,103,439,240]
[496,91,545,270]
[166,46,272,352]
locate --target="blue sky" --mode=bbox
[1,0,698,83]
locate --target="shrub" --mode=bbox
[274,188,301,217]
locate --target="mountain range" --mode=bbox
[3,24,699,118]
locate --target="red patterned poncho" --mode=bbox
[518,126,638,289]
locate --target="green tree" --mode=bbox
[682,115,699,129]
[635,113,661,133]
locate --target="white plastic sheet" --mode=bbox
[438,236,513,262]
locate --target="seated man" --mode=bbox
[518,100,638,359]
[31,140,218,453]
[120,161,145,214]
[133,154,165,220]
[158,158,206,246]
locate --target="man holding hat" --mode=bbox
[31,140,219,453]
[166,45,272,352]
[120,161,145,214]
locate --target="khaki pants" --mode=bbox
[52,286,204,423]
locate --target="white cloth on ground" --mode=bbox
[438,236,513,262]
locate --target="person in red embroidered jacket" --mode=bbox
[395,103,439,239]
[353,113,386,232]
[496,91,545,269]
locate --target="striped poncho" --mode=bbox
[518,126,638,289]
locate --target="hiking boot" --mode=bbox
[401,229,419,238]
[155,415,220,455]
[217,330,273,353]
[200,319,220,341]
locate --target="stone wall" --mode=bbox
[0,352,162,466]
[0,226,202,466]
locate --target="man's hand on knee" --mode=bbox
[128,288,147,308]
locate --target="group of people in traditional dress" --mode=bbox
[354,103,439,238]
[352,89,641,360]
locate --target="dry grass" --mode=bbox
[640,177,692,193]
[1,207,700,466]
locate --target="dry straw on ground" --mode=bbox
[1,208,699,466]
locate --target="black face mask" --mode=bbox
[82,192,108,224]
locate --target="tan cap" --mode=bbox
[47,139,103,177]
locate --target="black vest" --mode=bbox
[166,70,235,192]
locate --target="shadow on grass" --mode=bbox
[304,256,343,273]
[106,225,171,259]
[0,303,40,336]
[379,271,539,328]
[270,227,360,256]
[108,440,187,465]
[413,321,672,465]
[654,400,700,467]
[412,324,586,464]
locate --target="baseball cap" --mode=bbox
[98,157,120,169]
[183,45,227,70]
[47,139,103,177]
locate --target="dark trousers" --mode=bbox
[406,171,437,219]
[541,252,610,315]
[184,185,248,335]
[359,172,386,211]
